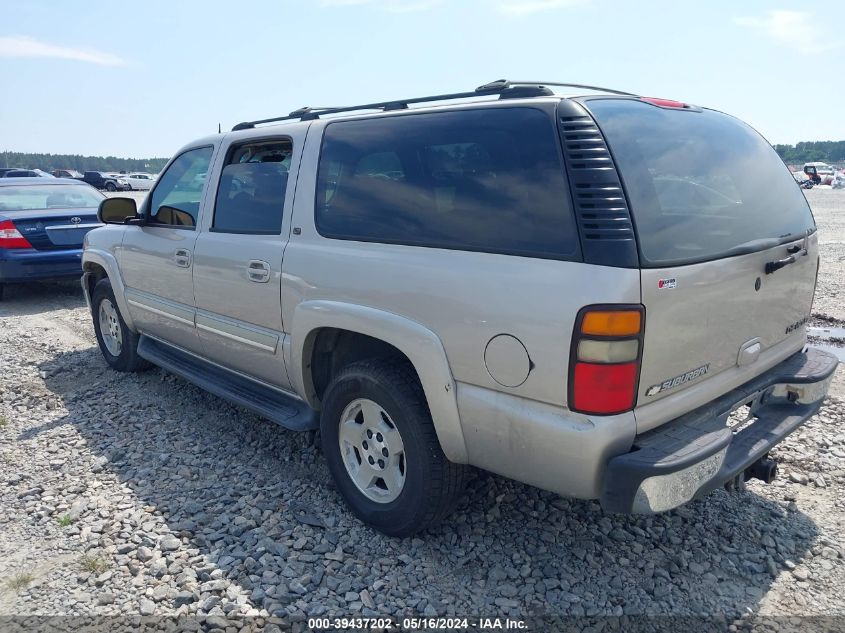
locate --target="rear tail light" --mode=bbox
[0,219,33,250]
[569,305,645,415]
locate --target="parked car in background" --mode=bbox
[2,169,55,178]
[832,170,845,190]
[0,178,104,300]
[52,169,83,179]
[81,171,129,191]
[0,168,26,177]
[803,162,835,184]
[122,172,156,190]
[84,79,837,536]
[792,171,814,189]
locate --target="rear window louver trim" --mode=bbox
[557,102,639,268]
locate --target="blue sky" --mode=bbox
[1,0,842,158]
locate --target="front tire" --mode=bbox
[105,182,116,192]
[91,278,150,372]
[320,359,466,537]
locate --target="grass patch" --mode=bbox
[57,515,74,527]
[0,415,7,428]
[79,554,109,574]
[6,573,34,591]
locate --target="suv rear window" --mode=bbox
[587,99,815,267]
[315,108,579,260]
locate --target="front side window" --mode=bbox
[315,108,579,260]
[148,146,214,228]
[213,140,291,234]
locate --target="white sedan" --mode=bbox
[121,173,157,191]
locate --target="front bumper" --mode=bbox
[0,248,84,283]
[601,347,838,513]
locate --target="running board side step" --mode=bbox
[137,335,318,431]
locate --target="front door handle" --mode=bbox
[247,260,271,283]
[174,248,192,268]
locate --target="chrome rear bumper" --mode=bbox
[601,347,838,513]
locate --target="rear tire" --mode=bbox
[91,278,150,372]
[320,358,466,537]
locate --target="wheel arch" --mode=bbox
[82,249,136,331]
[289,300,468,463]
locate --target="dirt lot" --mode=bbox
[0,189,843,631]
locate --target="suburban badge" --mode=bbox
[646,364,710,396]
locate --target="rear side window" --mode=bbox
[315,108,579,260]
[213,140,291,234]
[587,99,815,267]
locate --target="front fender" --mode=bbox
[289,300,468,463]
[82,247,136,331]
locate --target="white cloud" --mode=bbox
[0,35,126,66]
[496,0,590,16]
[320,0,443,12]
[733,10,838,55]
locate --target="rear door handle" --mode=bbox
[247,260,271,283]
[174,248,192,268]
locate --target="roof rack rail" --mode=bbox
[500,80,636,97]
[231,79,635,131]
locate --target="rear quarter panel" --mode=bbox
[283,119,641,409]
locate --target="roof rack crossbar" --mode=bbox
[231,79,634,130]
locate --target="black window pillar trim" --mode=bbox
[556,99,640,269]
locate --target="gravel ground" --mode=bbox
[0,190,843,631]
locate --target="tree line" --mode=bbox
[0,151,169,174]
[773,141,845,166]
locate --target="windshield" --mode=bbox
[587,99,815,266]
[0,184,104,212]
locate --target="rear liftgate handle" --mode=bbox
[765,231,809,275]
[247,260,271,283]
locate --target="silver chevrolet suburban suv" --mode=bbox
[83,80,838,536]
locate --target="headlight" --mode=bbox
[117,179,127,184]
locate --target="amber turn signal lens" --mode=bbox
[581,310,642,337]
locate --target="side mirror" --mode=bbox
[98,197,139,224]
[152,205,195,227]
